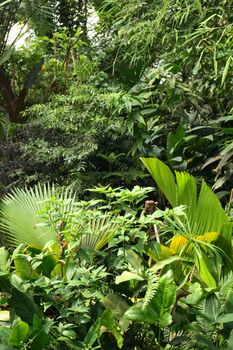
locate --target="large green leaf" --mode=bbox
[150,256,182,272]
[100,309,124,348]
[141,157,231,237]
[115,271,144,284]
[140,157,177,206]
[11,288,39,325]
[216,313,233,324]
[8,320,29,347]
[83,318,100,348]
[194,255,217,288]
[175,171,197,228]
[205,294,220,322]
[101,293,129,318]
[193,180,228,235]
[124,270,176,327]
[141,158,233,286]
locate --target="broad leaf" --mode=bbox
[12,288,39,325]
[100,310,123,348]
[140,157,177,206]
[216,313,233,324]
[115,271,144,284]
[8,320,29,347]
[124,270,176,327]
[150,256,182,272]
[194,255,217,288]
[84,318,100,348]
[102,293,129,318]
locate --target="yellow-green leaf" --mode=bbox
[221,56,232,86]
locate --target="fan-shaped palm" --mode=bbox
[141,157,233,286]
[80,213,117,251]
[0,183,75,248]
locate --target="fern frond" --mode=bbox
[143,269,159,310]
[125,270,176,327]
[195,300,216,337]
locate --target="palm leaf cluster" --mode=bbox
[80,214,117,251]
[141,157,233,287]
[0,183,74,247]
[0,183,117,252]
[141,157,232,242]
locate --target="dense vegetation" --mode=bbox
[0,0,232,349]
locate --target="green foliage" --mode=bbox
[0,182,232,348]
[141,157,233,287]
[1,1,233,347]
[94,0,233,191]
[125,270,176,327]
[0,183,75,247]
[141,157,231,235]
[0,0,233,195]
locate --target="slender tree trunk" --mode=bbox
[0,68,20,123]
[0,68,27,123]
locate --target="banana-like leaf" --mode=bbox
[124,270,176,327]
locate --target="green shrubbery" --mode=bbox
[0,160,232,349]
[0,2,233,348]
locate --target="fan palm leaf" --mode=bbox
[80,214,117,251]
[0,183,75,248]
[140,157,233,286]
[140,157,230,236]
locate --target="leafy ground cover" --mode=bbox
[0,1,232,195]
[0,159,232,349]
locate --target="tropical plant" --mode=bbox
[0,245,114,349]
[0,183,75,247]
[0,180,233,348]
[140,157,233,288]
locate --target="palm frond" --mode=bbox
[193,180,228,235]
[140,157,232,238]
[80,214,117,251]
[141,157,176,207]
[0,183,75,248]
